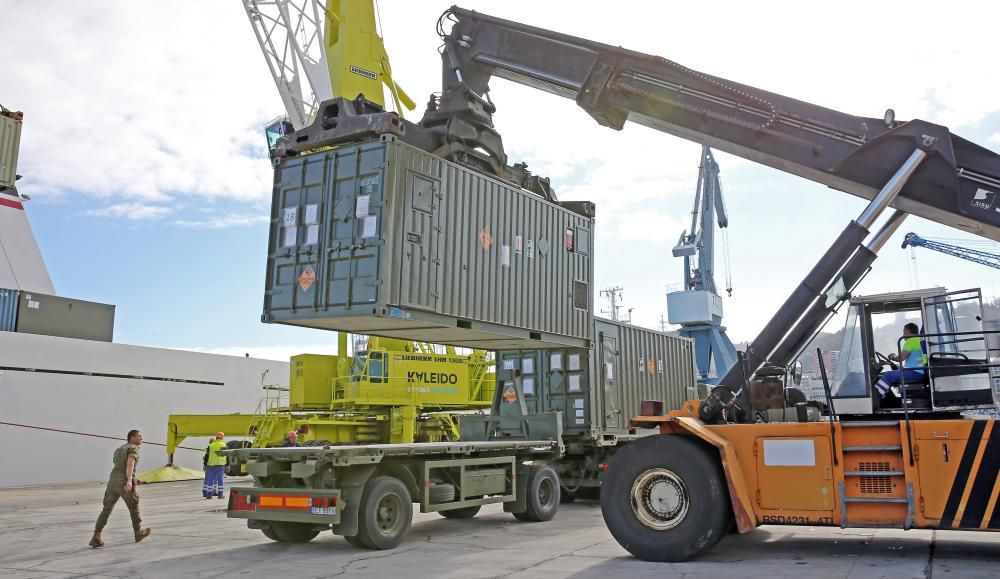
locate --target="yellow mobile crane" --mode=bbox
[142,1,487,482]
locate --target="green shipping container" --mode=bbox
[263,137,595,350]
[16,292,115,342]
[1,111,22,190]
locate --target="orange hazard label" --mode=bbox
[647,358,656,375]
[479,227,493,251]
[502,385,518,403]
[298,265,316,293]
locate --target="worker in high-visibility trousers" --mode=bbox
[203,432,228,499]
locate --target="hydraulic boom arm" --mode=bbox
[433,7,1000,241]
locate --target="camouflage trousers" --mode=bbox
[94,483,142,533]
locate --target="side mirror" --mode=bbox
[791,360,803,386]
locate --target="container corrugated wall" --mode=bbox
[1,113,22,189]
[497,317,696,439]
[263,137,594,349]
[0,288,18,332]
[611,319,698,420]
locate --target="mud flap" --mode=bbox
[331,465,376,537]
[503,462,533,514]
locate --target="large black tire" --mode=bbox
[517,463,560,522]
[270,522,321,543]
[357,476,413,550]
[260,526,281,542]
[600,435,730,562]
[343,534,367,549]
[439,505,481,519]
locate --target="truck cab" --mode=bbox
[829,287,997,416]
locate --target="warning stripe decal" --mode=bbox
[959,422,1000,528]
[940,420,986,528]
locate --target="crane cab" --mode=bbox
[828,287,997,416]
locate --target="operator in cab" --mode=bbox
[874,323,927,399]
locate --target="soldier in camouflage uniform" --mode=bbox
[89,429,152,547]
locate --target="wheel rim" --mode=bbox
[630,468,689,530]
[537,475,555,509]
[375,493,404,536]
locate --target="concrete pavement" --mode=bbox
[1,479,998,578]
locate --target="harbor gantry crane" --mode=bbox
[668,146,737,383]
[902,232,1000,270]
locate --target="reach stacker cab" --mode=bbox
[829,287,997,416]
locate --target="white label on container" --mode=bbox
[503,360,515,370]
[523,377,534,395]
[526,239,535,259]
[574,399,584,409]
[569,354,581,371]
[28,300,40,309]
[762,439,816,466]
[575,409,584,418]
[282,225,298,247]
[356,195,370,217]
[568,375,581,392]
[362,216,377,238]
[550,353,562,370]
[304,204,319,224]
[305,224,319,245]
[658,360,664,374]
[522,357,534,374]
[501,245,510,267]
[514,236,523,254]
[606,362,614,380]
[282,207,297,225]
[575,418,584,424]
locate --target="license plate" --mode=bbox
[311,506,336,516]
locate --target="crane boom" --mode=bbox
[432,6,1000,242]
[902,232,1000,270]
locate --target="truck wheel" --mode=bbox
[260,526,281,542]
[357,476,413,550]
[439,505,481,519]
[518,463,560,522]
[600,435,730,562]
[271,522,320,543]
[343,534,367,549]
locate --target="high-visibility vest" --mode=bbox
[207,439,228,467]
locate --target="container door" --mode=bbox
[399,170,441,311]
[600,334,622,429]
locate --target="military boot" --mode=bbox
[88,532,104,548]
[134,527,152,543]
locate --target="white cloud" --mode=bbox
[87,202,172,221]
[991,133,1000,144]
[175,214,269,229]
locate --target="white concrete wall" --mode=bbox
[0,331,288,487]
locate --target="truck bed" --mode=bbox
[227,439,560,464]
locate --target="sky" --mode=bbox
[4,0,1000,361]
